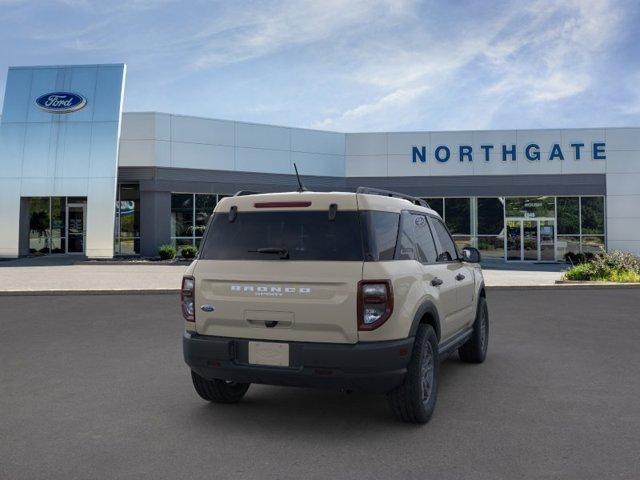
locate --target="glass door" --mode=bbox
[66,204,86,254]
[506,220,522,260]
[540,220,556,261]
[523,220,538,260]
[505,218,556,261]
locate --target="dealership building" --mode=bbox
[1,63,639,261]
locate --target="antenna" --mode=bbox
[293,163,308,192]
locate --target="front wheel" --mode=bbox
[458,296,489,363]
[191,370,250,403]
[387,324,439,424]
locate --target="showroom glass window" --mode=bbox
[114,184,140,255]
[421,197,471,252]
[556,196,606,257]
[171,193,220,250]
[28,196,86,255]
[444,198,471,253]
[477,197,504,259]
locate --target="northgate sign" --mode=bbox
[412,142,606,163]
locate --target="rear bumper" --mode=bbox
[183,332,414,393]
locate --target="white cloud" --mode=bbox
[314,0,625,130]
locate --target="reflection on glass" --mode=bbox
[506,196,554,218]
[50,236,66,254]
[523,220,538,260]
[452,236,472,254]
[557,236,580,260]
[174,238,194,252]
[423,198,444,218]
[51,197,66,240]
[477,236,504,259]
[582,236,605,254]
[195,194,217,238]
[445,198,470,234]
[29,197,50,254]
[119,238,137,255]
[171,194,194,237]
[540,220,555,261]
[507,220,521,260]
[581,197,605,234]
[557,197,579,234]
[477,198,504,235]
[67,205,85,253]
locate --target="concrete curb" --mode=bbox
[0,289,180,296]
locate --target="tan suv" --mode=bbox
[181,187,488,423]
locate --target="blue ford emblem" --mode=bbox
[200,305,215,312]
[35,92,87,114]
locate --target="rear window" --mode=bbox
[199,209,401,262]
[200,211,364,261]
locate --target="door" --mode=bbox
[522,220,538,260]
[428,216,475,338]
[66,204,85,254]
[506,220,522,260]
[540,220,555,261]
[505,218,555,261]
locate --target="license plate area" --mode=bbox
[248,341,290,367]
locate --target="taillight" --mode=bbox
[357,280,393,331]
[181,276,195,322]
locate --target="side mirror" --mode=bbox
[462,247,481,263]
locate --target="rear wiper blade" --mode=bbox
[248,247,290,259]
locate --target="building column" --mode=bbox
[0,179,20,258]
[140,189,171,257]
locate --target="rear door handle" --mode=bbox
[431,277,443,286]
[456,273,466,281]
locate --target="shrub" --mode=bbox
[564,250,640,282]
[564,263,595,280]
[591,250,640,274]
[181,245,198,259]
[158,244,176,260]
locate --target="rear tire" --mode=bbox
[458,296,489,364]
[387,324,439,424]
[191,370,250,403]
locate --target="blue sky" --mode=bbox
[1,0,639,131]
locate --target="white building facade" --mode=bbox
[1,64,639,261]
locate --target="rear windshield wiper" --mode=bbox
[248,247,290,259]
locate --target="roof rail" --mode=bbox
[233,190,260,197]
[356,187,430,209]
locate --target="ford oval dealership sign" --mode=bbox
[35,92,87,113]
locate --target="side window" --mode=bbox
[362,211,400,261]
[430,217,458,262]
[396,212,437,263]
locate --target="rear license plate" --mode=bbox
[248,341,290,367]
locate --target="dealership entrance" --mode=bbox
[506,218,556,261]
[25,197,87,255]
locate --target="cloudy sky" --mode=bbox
[1,0,639,131]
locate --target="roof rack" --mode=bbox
[233,190,260,197]
[356,187,430,209]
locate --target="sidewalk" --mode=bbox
[0,257,187,294]
[0,256,568,294]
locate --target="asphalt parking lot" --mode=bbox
[1,289,639,480]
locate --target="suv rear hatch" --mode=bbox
[193,193,363,344]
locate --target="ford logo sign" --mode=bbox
[35,92,87,114]
[200,305,215,312]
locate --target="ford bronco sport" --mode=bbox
[182,187,488,423]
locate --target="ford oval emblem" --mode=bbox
[35,92,87,114]
[200,304,215,312]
